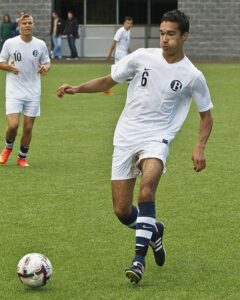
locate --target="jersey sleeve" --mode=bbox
[192,73,213,112]
[0,40,10,63]
[111,49,140,83]
[40,42,50,64]
[113,28,123,42]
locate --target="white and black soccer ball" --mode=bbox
[17,253,53,288]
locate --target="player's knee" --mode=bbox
[113,203,131,220]
[8,122,19,132]
[23,126,33,135]
[139,185,155,202]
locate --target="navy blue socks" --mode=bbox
[18,144,29,159]
[133,201,156,267]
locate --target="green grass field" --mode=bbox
[0,62,239,300]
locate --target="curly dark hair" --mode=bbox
[161,10,190,35]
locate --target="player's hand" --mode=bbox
[191,144,206,172]
[56,84,77,98]
[10,61,19,75]
[38,64,49,75]
[106,54,112,61]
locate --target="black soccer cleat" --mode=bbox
[149,221,166,267]
[125,261,144,284]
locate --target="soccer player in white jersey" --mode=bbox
[107,16,133,63]
[57,10,213,284]
[0,14,50,167]
[105,16,133,95]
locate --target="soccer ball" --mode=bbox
[17,253,53,288]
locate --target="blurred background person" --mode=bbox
[107,16,133,63]
[64,11,79,60]
[12,11,26,37]
[105,16,133,94]
[50,11,64,59]
[0,14,13,52]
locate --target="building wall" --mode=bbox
[178,0,240,60]
[0,0,51,47]
[0,0,239,60]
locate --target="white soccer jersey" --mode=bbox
[114,27,131,61]
[111,48,213,147]
[0,35,50,101]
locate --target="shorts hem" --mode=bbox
[23,113,40,117]
[137,155,165,166]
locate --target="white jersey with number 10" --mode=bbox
[0,35,50,101]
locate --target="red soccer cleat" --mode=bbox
[0,147,12,164]
[17,158,29,167]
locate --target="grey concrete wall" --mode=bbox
[178,0,240,60]
[0,0,52,48]
[1,0,239,60]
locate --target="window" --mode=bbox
[87,0,116,24]
[53,0,178,25]
[150,0,178,25]
[119,0,147,24]
[54,0,84,24]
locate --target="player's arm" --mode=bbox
[107,40,117,60]
[38,62,51,75]
[0,41,19,74]
[192,109,213,172]
[0,61,19,74]
[56,75,117,98]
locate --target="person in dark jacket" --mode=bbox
[50,11,64,59]
[64,11,79,59]
[0,14,13,52]
[12,11,26,37]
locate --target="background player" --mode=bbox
[105,16,133,95]
[0,14,50,167]
[56,10,213,284]
[107,16,133,63]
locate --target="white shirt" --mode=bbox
[111,48,213,147]
[0,36,50,101]
[114,27,131,61]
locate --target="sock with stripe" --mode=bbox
[132,201,156,267]
[5,139,15,150]
[18,144,29,159]
[117,205,138,229]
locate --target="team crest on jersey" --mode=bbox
[33,50,39,57]
[170,80,182,92]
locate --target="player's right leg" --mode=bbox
[0,113,20,164]
[112,179,137,228]
[111,146,139,228]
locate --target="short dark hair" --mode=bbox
[160,10,190,35]
[123,16,133,23]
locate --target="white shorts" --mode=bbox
[111,142,169,180]
[6,98,40,117]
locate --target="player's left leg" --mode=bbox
[125,158,163,283]
[17,116,36,167]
